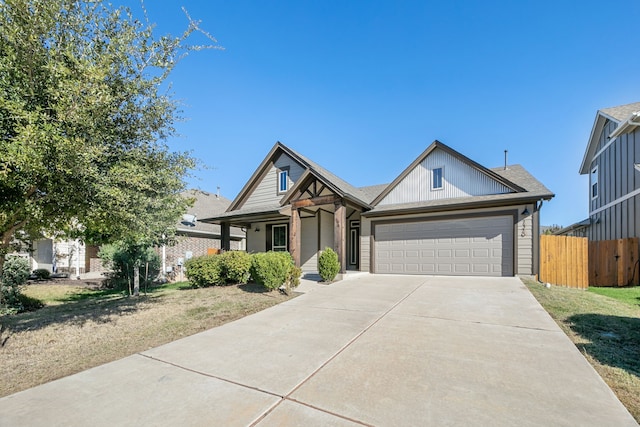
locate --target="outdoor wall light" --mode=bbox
[254,227,260,232]
[521,207,530,216]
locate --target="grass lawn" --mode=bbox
[0,281,294,398]
[523,278,640,422]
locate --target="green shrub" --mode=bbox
[220,251,252,284]
[99,243,161,291]
[1,256,31,313]
[251,251,295,290]
[318,247,340,282]
[33,268,50,280]
[184,255,224,287]
[282,265,302,295]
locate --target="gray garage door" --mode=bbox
[374,216,513,276]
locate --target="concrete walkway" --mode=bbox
[0,275,636,426]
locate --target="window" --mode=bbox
[278,169,288,193]
[272,224,288,251]
[591,166,598,199]
[432,167,444,190]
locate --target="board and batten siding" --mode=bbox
[588,124,640,240]
[242,153,305,209]
[378,148,512,205]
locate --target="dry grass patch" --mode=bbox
[0,282,294,397]
[523,278,640,422]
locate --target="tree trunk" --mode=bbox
[133,265,140,296]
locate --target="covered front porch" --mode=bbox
[215,173,366,275]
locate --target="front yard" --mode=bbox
[524,278,640,422]
[0,281,294,398]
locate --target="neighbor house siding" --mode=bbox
[243,153,305,209]
[588,125,640,241]
[378,148,512,205]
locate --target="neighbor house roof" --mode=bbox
[178,190,244,239]
[580,101,640,174]
[553,218,591,236]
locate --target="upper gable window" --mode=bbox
[432,167,444,190]
[278,168,289,193]
[591,166,598,199]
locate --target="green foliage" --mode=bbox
[0,0,221,264]
[251,251,296,291]
[185,251,253,287]
[318,247,340,282]
[185,255,225,287]
[221,251,252,284]
[99,242,160,291]
[33,268,51,280]
[1,256,31,314]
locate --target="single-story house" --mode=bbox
[204,141,554,277]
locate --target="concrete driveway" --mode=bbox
[0,275,636,426]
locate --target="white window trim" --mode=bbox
[590,166,598,200]
[272,224,288,251]
[432,166,444,191]
[278,169,288,193]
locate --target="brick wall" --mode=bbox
[156,235,242,270]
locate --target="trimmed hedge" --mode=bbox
[185,251,300,292]
[318,247,340,282]
[251,251,297,291]
[185,251,252,287]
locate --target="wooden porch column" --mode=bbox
[221,222,231,251]
[334,199,346,273]
[290,207,301,267]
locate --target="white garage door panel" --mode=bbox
[374,216,513,277]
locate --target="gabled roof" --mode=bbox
[580,102,640,175]
[370,140,526,206]
[227,141,372,212]
[364,164,554,217]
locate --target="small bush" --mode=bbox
[1,256,31,313]
[251,251,295,290]
[33,268,51,280]
[220,251,252,284]
[184,255,225,287]
[318,247,340,282]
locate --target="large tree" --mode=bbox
[0,0,219,267]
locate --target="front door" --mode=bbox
[349,220,360,270]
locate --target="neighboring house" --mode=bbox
[553,219,591,238]
[27,238,86,276]
[158,189,245,276]
[578,101,640,241]
[204,141,554,277]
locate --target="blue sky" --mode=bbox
[118,0,640,227]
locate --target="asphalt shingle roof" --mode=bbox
[178,190,244,237]
[600,102,640,121]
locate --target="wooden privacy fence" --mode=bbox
[540,235,640,288]
[589,238,639,287]
[540,235,588,289]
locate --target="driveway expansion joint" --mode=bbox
[391,313,562,332]
[250,282,424,426]
[137,353,283,399]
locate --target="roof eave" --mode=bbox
[363,193,553,218]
